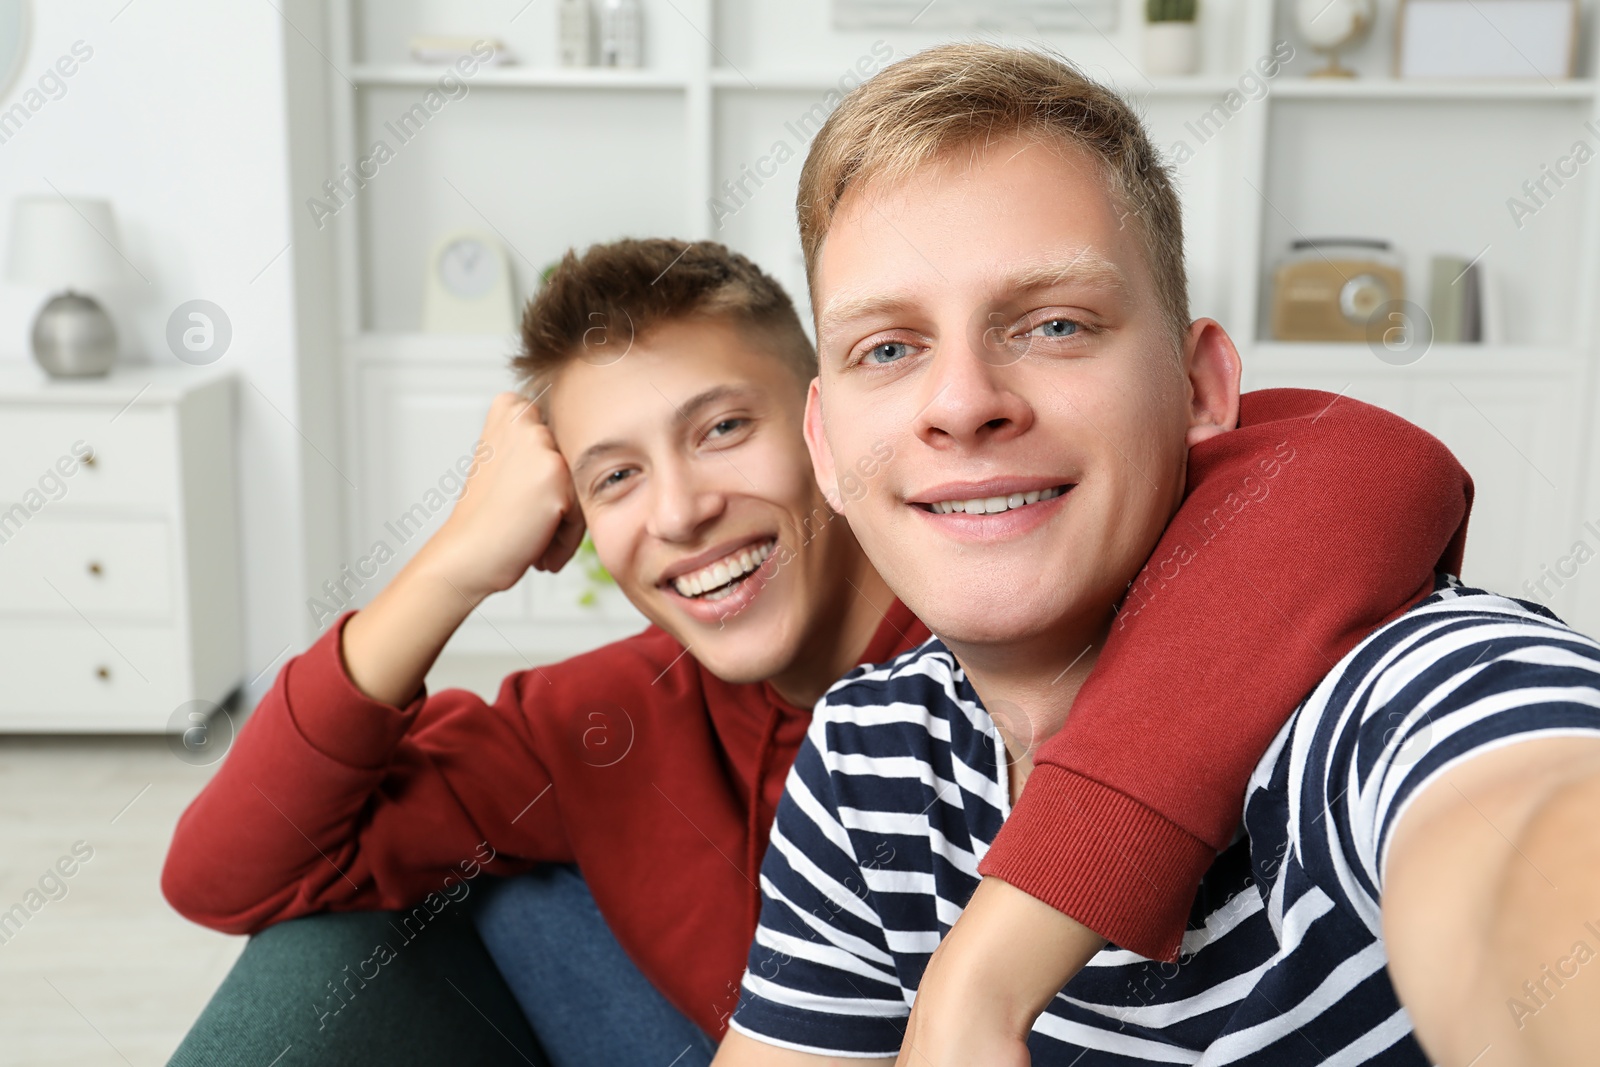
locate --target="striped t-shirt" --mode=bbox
[730,579,1600,1064]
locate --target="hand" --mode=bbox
[422,391,586,600]
[895,877,1105,1067]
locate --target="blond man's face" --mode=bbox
[805,134,1196,653]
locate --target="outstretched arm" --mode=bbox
[1385,735,1600,1066]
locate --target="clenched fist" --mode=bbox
[422,391,587,601]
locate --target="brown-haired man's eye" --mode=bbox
[598,468,633,493]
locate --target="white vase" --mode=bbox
[1143,21,1199,77]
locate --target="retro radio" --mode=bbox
[1270,239,1404,342]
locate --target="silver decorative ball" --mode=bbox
[32,292,117,378]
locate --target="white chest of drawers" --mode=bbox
[0,366,243,731]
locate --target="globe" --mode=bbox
[1295,0,1376,77]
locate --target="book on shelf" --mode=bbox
[1429,254,1485,344]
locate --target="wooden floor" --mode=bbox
[0,656,520,1066]
[0,734,244,1066]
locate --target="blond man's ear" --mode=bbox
[1183,318,1243,448]
[803,378,846,513]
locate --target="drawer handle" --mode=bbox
[81,450,97,468]
[94,665,111,682]
[87,561,103,577]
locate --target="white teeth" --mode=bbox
[929,485,1066,516]
[671,540,775,598]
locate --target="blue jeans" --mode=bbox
[473,865,718,1067]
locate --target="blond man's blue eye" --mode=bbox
[866,342,910,364]
[1032,319,1078,337]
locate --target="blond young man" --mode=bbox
[717,43,1600,1067]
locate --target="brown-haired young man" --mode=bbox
[164,230,1466,1066]
[717,42,1600,1067]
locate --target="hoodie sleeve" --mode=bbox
[161,611,570,933]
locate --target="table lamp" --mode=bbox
[6,195,126,377]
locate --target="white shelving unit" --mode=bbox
[307,0,1600,658]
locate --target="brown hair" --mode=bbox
[512,238,815,395]
[796,42,1190,351]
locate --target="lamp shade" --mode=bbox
[6,195,128,289]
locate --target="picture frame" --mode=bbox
[1395,0,1578,79]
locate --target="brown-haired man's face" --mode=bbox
[547,317,861,688]
[806,133,1234,660]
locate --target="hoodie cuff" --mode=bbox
[281,611,427,769]
[978,764,1216,962]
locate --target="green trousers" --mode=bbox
[166,906,547,1067]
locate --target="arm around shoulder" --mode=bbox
[979,388,1473,960]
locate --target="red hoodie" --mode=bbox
[162,389,1470,1036]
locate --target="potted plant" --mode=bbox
[1144,0,1199,77]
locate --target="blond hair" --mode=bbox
[796,42,1190,351]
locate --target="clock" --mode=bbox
[422,231,517,333]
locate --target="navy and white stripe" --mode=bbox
[730,579,1600,1063]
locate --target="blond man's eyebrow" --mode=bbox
[1001,247,1129,295]
[816,291,916,347]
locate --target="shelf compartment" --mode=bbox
[350,86,691,332]
[1254,96,1594,348]
[346,0,707,76]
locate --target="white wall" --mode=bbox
[0,1,340,706]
